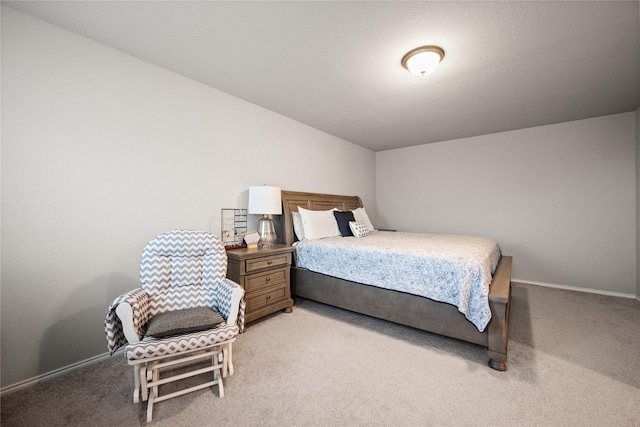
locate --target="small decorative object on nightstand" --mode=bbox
[226,244,294,330]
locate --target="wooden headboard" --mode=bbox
[278,190,364,246]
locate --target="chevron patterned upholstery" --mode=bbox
[105,230,244,354]
[124,324,239,360]
[140,230,227,308]
[104,230,245,420]
[105,288,150,355]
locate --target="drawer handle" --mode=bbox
[266,295,271,301]
[266,277,271,282]
[267,260,273,265]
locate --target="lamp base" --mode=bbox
[257,215,277,248]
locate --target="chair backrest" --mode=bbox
[140,229,227,316]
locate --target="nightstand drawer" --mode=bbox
[247,285,287,312]
[245,253,291,273]
[245,267,288,293]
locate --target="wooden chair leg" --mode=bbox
[147,394,155,422]
[132,365,141,403]
[150,362,159,399]
[215,367,224,398]
[220,345,227,378]
[140,363,149,402]
[227,342,234,376]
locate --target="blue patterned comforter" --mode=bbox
[294,231,501,331]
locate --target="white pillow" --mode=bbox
[352,207,374,231]
[291,211,305,241]
[349,221,370,238]
[298,206,340,240]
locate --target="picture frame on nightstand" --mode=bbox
[221,208,247,249]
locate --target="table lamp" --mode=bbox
[248,185,282,248]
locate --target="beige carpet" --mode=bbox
[2,283,639,426]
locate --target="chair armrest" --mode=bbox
[216,278,245,327]
[105,288,150,354]
[225,285,244,326]
[116,303,141,344]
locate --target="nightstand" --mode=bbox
[225,244,294,329]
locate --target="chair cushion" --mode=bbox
[171,256,202,287]
[145,307,225,339]
[126,324,239,361]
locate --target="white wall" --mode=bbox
[0,7,375,388]
[376,113,637,296]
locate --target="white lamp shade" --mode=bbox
[248,186,282,215]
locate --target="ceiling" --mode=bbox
[4,1,640,152]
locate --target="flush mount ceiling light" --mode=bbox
[401,45,445,77]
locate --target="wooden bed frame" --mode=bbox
[277,190,513,371]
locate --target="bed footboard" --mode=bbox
[486,255,512,371]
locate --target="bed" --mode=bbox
[277,190,512,371]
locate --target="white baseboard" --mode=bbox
[0,349,123,397]
[512,278,637,300]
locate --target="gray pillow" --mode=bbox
[145,306,226,339]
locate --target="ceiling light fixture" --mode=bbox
[401,45,445,77]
